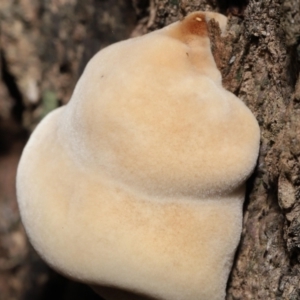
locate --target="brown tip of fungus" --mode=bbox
[181,12,208,37]
[165,11,227,46]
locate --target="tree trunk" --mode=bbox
[0,0,299,299]
[134,1,300,299]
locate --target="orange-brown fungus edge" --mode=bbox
[181,12,208,37]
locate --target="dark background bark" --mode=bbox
[0,0,299,299]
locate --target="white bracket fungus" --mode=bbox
[17,11,260,300]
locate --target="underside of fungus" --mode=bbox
[17,11,260,300]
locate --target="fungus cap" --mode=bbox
[17,11,260,300]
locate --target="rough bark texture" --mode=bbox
[207,0,300,298]
[134,1,300,298]
[0,0,299,299]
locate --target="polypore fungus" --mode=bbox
[17,11,260,300]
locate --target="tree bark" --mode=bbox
[134,1,300,299]
[0,0,299,299]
